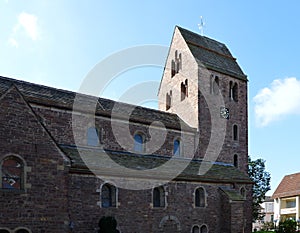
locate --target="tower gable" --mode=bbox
[158,26,199,129]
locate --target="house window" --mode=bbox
[134,133,144,152]
[87,127,99,146]
[192,225,200,233]
[233,125,238,141]
[173,139,181,156]
[200,225,208,233]
[195,187,206,207]
[1,156,24,190]
[153,186,165,207]
[181,79,188,101]
[234,154,238,168]
[101,183,117,208]
[286,200,296,208]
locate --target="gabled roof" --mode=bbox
[0,76,195,132]
[272,172,300,199]
[177,26,247,80]
[61,145,252,183]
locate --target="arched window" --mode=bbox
[200,225,208,233]
[87,127,99,146]
[240,187,246,199]
[134,133,144,152]
[192,225,200,233]
[171,60,176,77]
[171,50,182,77]
[234,154,238,168]
[229,81,233,99]
[195,187,206,207]
[232,83,238,102]
[233,125,238,141]
[15,229,30,233]
[211,75,219,95]
[1,156,24,190]
[181,79,188,101]
[166,90,172,110]
[173,139,181,156]
[101,183,117,208]
[153,186,165,207]
[0,229,10,233]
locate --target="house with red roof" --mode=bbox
[272,172,300,223]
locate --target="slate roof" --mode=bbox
[0,75,194,131]
[272,172,300,199]
[220,187,245,201]
[61,145,252,183]
[177,26,247,80]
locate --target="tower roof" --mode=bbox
[177,26,247,80]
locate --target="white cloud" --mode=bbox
[8,12,39,47]
[254,77,300,127]
[17,12,39,40]
[8,38,19,48]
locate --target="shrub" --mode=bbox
[275,219,297,233]
[98,216,120,233]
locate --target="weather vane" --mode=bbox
[198,16,205,36]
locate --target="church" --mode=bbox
[0,26,252,233]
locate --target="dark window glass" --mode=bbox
[101,184,116,208]
[200,225,208,233]
[192,225,200,233]
[195,187,205,207]
[173,140,180,156]
[234,154,238,168]
[87,127,99,146]
[134,134,144,152]
[16,229,30,233]
[153,187,165,207]
[233,125,238,141]
[2,156,23,190]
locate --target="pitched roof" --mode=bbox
[219,187,245,201]
[177,26,247,80]
[61,145,252,183]
[272,172,300,199]
[0,75,195,132]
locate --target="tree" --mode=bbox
[248,156,271,221]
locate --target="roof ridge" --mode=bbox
[176,25,226,45]
[186,40,236,61]
[0,75,181,117]
[0,75,196,132]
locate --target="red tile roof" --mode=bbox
[272,172,300,199]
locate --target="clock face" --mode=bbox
[220,107,229,119]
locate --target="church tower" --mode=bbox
[158,26,248,173]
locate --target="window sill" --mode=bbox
[0,188,26,194]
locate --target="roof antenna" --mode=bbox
[198,16,205,36]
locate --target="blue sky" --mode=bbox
[1,0,300,194]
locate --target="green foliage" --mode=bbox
[262,221,275,231]
[275,219,297,233]
[248,157,271,221]
[98,216,119,233]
